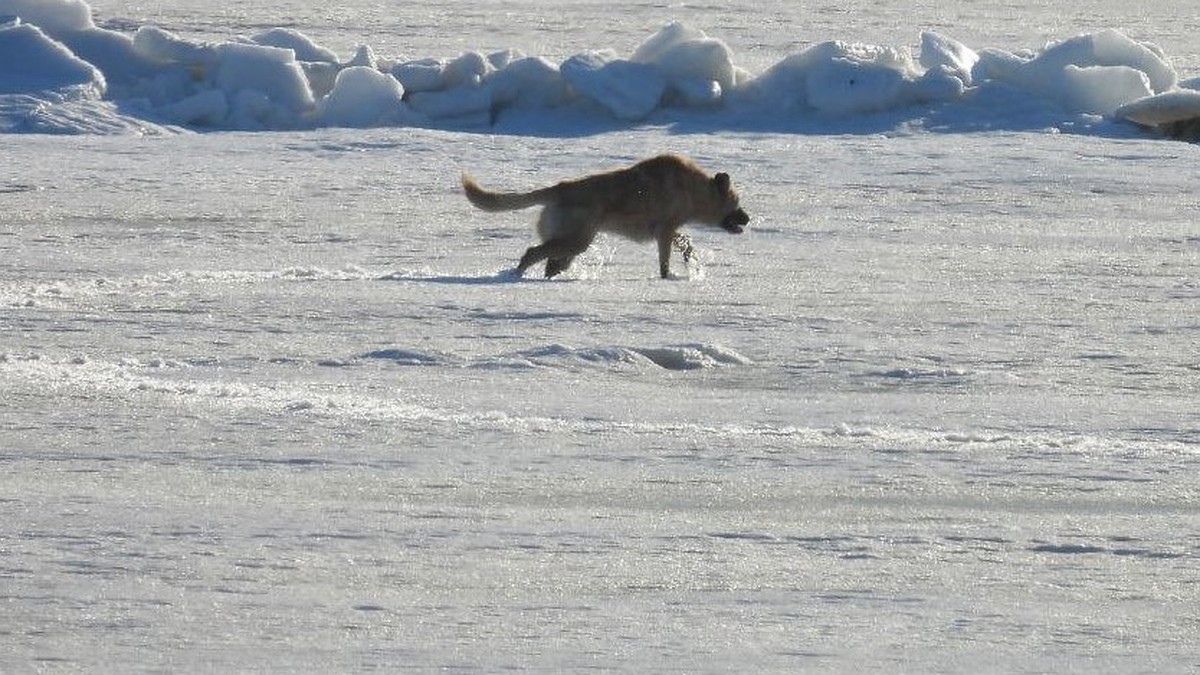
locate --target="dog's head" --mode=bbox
[712,172,749,234]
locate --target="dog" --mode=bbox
[462,154,749,279]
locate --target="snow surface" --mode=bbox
[3,1,1200,673]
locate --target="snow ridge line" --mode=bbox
[2,352,1193,455]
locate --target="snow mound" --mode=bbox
[562,50,667,120]
[2,0,92,34]
[744,39,964,115]
[0,21,102,96]
[974,29,1174,115]
[316,65,412,128]
[920,31,979,87]
[518,343,752,371]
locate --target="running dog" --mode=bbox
[462,154,749,278]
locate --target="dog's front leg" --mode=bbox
[672,232,694,264]
[657,232,673,279]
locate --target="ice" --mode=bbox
[131,25,213,65]
[5,122,1200,669]
[212,42,314,128]
[157,87,226,125]
[920,31,979,87]
[5,0,1200,672]
[801,43,924,115]
[251,27,340,64]
[1116,88,1200,125]
[0,21,102,94]
[974,29,1173,115]
[316,65,411,128]
[630,21,738,105]
[1,0,1198,136]
[561,50,667,120]
[1,0,92,34]
[488,55,570,110]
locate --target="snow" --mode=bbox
[1,0,1198,137]
[0,21,103,95]
[3,0,1200,672]
[974,29,1175,116]
[1,0,92,34]
[561,50,668,120]
[317,66,410,128]
[1117,88,1200,125]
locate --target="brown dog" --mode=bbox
[462,154,749,278]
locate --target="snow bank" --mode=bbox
[1,0,92,34]
[742,39,968,115]
[0,0,1196,138]
[974,30,1175,115]
[0,21,102,95]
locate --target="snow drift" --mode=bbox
[0,0,1197,138]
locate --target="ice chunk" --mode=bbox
[1034,29,1175,94]
[1115,89,1200,125]
[444,51,493,88]
[920,32,978,87]
[1059,64,1152,115]
[914,65,967,101]
[0,21,103,95]
[561,50,666,120]
[487,49,524,71]
[316,65,410,127]
[213,41,314,125]
[743,41,936,114]
[805,43,919,115]
[632,21,737,94]
[0,0,92,35]
[488,56,569,110]
[391,58,445,94]
[347,45,374,68]
[158,88,227,126]
[251,28,339,64]
[301,61,339,99]
[133,25,214,65]
[975,30,1175,115]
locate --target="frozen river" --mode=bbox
[3,0,1199,672]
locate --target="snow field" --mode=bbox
[3,125,1198,670]
[3,0,1200,670]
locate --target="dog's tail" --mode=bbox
[462,174,552,212]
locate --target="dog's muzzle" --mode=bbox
[721,208,749,234]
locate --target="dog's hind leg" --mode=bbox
[518,231,595,278]
[544,256,573,278]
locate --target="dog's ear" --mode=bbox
[713,172,731,194]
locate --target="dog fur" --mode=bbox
[462,154,749,278]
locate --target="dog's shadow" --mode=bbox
[379,268,566,285]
